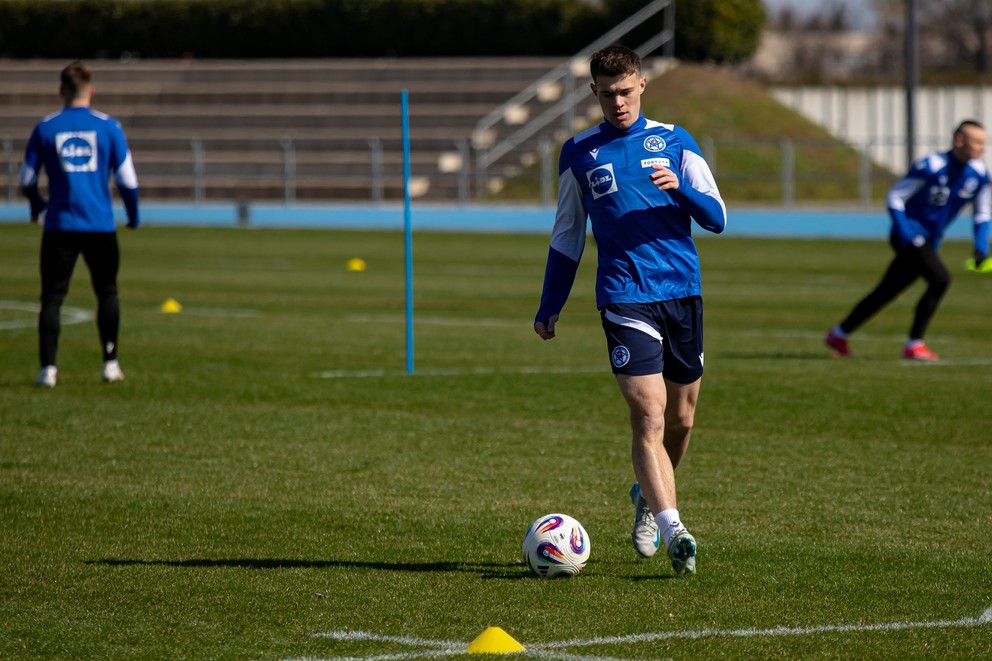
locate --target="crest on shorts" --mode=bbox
[611,345,631,368]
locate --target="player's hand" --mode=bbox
[534,314,558,340]
[648,165,679,192]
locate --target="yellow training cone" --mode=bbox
[160,298,182,313]
[466,627,525,654]
[346,258,367,272]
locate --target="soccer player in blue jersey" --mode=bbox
[533,45,727,576]
[825,120,990,361]
[20,61,140,387]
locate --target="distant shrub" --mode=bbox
[0,0,762,61]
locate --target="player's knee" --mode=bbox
[665,411,694,438]
[930,270,951,296]
[630,405,666,439]
[40,292,67,306]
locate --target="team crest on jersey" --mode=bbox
[643,135,667,152]
[587,163,618,199]
[56,131,98,172]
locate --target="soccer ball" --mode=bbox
[521,513,590,578]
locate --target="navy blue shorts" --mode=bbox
[600,297,704,382]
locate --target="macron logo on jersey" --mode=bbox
[587,163,618,199]
[56,131,97,172]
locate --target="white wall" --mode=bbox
[771,86,992,173]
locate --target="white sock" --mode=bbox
[655,508,685,547]
[906,338,923,349]
[832,325,848,339]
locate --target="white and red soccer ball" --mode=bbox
[521,513,590,578]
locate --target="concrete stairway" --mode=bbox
[0,58,576,203]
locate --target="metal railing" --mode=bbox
[3,134,910,208]
[472,0,675,195]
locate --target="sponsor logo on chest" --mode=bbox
[586,163,618,199]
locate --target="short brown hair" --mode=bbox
[590,44,641,80]
[60,60,92,100]
[955,119,985,136]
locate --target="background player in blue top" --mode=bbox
[20,60,140,387]
[825,120,990,362]
[534,45,727,577]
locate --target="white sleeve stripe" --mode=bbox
[114,151,139,189]
[682,150,727,224]
[603,309,663,343]
[549,169,586,261]
[887,177,926,211]
[975,185,991,223]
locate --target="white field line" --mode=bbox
[0,300,93,330]
[901,358,992,367]
[346,317,977,349]
[292,605,992,661]
[315,366,603,379]
[532,612,991,649]
[174,307,262,318]
[347,314,522,328]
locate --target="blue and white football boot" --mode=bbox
[629,483,660,558]
[667,528,697,577]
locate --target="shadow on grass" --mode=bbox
[88,557,528,579]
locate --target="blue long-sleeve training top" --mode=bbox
[886,149,990,252]
[536,114,726,324]
[19,106,139,231]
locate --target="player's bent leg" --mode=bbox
[663,378,699,470]
[616,373,677,559]
[908,246,951,348]
[38,232,79,370]
[660,378,699,575]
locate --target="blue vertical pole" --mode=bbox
[401,89,414,374]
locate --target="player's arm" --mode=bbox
[651,127,726,234]
[535,162,587,340]
[886,163,929,248]
[18,128,47,223]
[111,123,140,229]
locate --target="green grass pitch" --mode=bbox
[1,223,991,659]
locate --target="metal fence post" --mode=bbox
[701,136,716,175]
[369,138,383,204]
[3,138,14,202]
[456,138,470,205]
[540,138,553,206]
[281,138,296,204]
[191,138,205,203]
[859,139,872,208]
[780,138,794,208]
[475,149,488,200]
